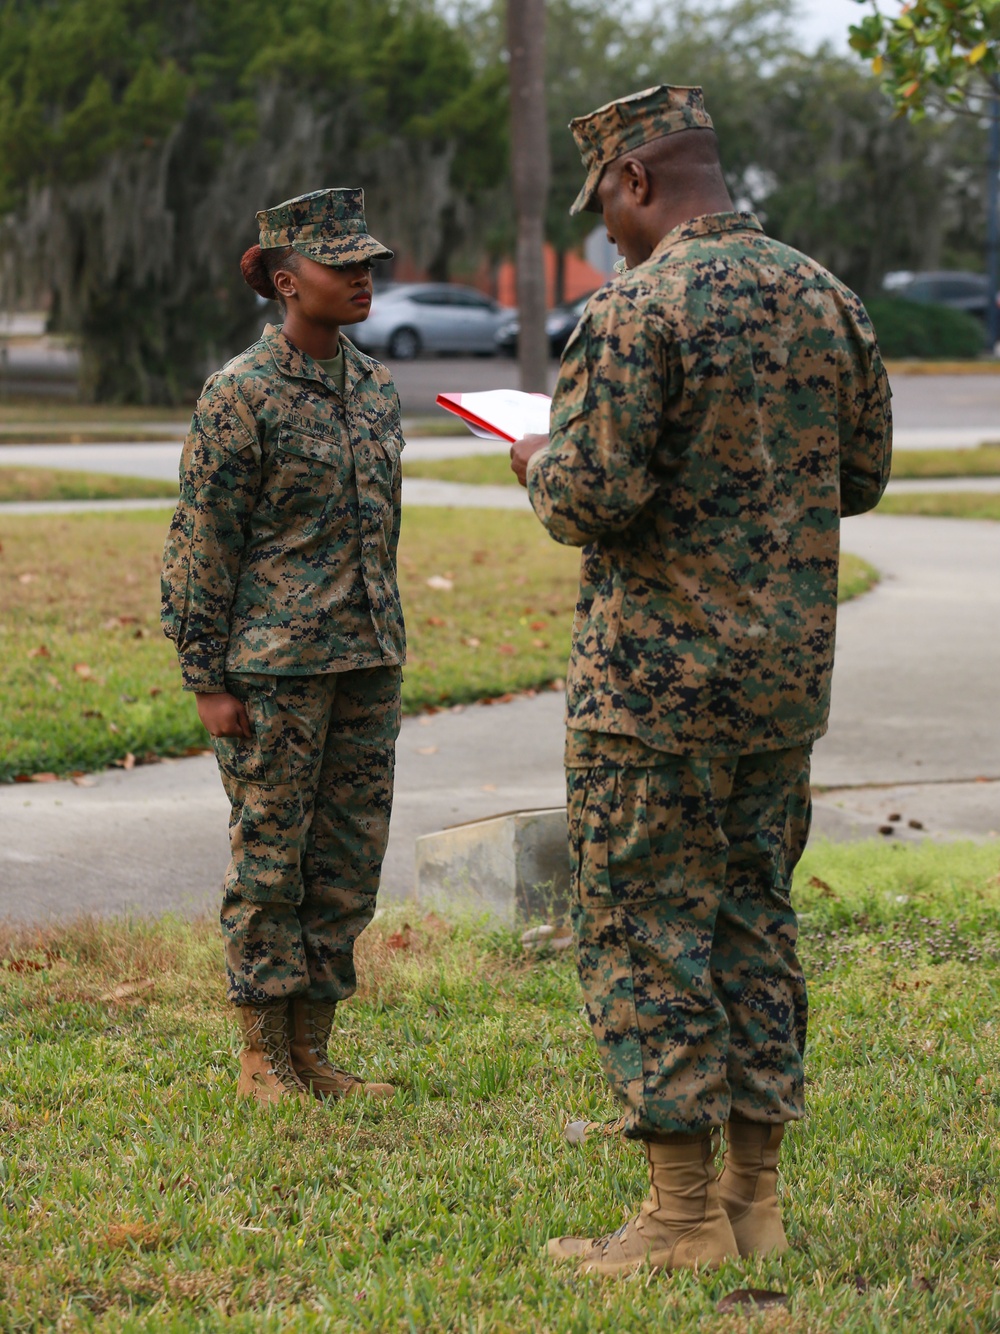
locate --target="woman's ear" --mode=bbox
[272,267,298,300]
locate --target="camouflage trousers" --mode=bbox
[212,667,401,1006]
[565,729,811,1139]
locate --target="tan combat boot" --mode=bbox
[237,1002,310,1108]
[547,1130,739,1277]
[288,997,395,1101]
[719,1119,788,1258]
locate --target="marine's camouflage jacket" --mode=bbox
[162,324,405,691]
[527,212,891,756]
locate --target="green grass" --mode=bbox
[0,398,193,425]
[407,446,1000,489]
[890,445,1000,479]
[1,839,998,1331]
[0,511,878,782]
[0,508,581,781]
[0,466,178,503]
[838,553,879,603]
[877,493,1000,521]
[405,452,518,485]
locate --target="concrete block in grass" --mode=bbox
[414,807,570,923]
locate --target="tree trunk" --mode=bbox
[553,246,566,306]
[507,0,551,394]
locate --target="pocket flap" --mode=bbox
[277,426,343,465]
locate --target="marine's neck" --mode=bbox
[644,185,736,255]
[279,312,342,361]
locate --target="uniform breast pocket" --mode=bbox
[372,416,402,483]
[266,427,351,521]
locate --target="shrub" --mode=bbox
[865,295,986,359]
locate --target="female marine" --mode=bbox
[162,189,404,1107]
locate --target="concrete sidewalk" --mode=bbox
[2,513,997,925]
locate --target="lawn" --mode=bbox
[889,445,1000,479]
[0,467,177,503]
[0,510,878,782]
[405,445,1000,488]
[1,838,998,1331]
[876,493,1000,521]
[0,399,193,426]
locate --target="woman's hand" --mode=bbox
[196,692,252,738]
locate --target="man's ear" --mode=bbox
[619,158,651,206]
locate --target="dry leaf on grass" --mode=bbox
[385,925,413,951]
[420,913,451,937]
[425,575,453,591]
[425,616,447,627]
[102,979,155,1003]
[808,875,835,896]
[103,1222,162,1251]
[521,925,555,946]
[73,663,93,679]
[27,644,50,658]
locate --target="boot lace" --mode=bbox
[251,1007,303,1087]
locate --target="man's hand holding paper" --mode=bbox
[510,433,549,487]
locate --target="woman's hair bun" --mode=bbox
[240,245,276,299]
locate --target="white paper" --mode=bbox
[449,389,552,441]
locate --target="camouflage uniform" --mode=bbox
[528,87,891,1138]
[162,189,404,1005]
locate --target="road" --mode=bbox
[2,357,1000,437]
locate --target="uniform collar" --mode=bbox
[262,323,376,401]
[649,211,763,261]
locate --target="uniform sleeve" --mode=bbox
[526,292,668,546]
[839,310,893,518]
[160,378,261,692]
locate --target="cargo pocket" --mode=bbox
[211,677,289,786]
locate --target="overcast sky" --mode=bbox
[795,0,904,52]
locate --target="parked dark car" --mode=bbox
[886,270,995,322]
[351,283,511,359]
[496,291,596,358]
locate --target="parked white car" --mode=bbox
[352,283,512,359]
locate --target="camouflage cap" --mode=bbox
[256,188,393,265]
[568,85,714,215]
